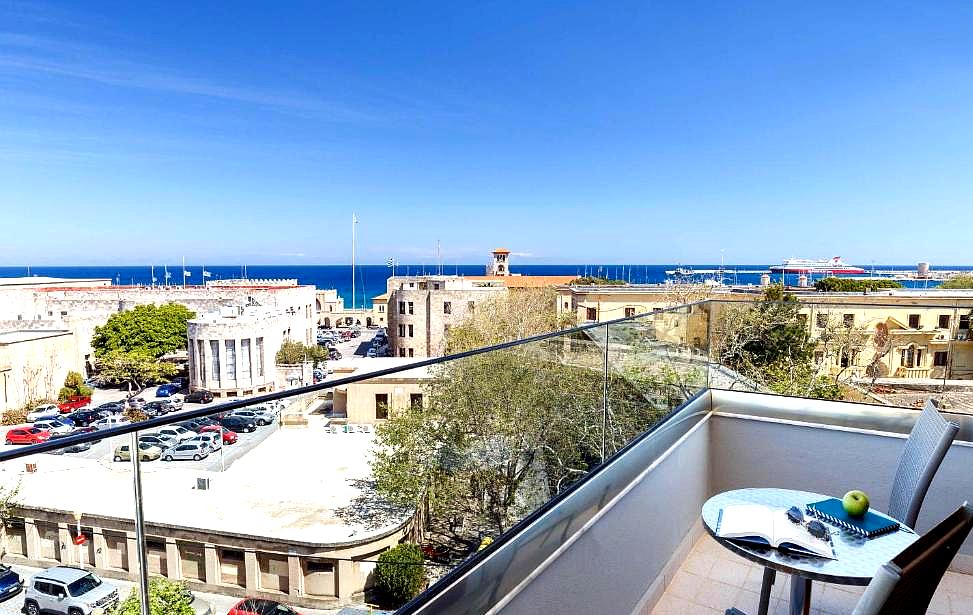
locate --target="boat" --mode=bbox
[769,257,865,275]
[665,267,696,276]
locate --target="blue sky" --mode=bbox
[1,1,971,266]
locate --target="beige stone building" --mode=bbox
[331,359,430,424]
[0,328,80,412]
[314,289,387,329]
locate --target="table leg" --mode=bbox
[757,567,775,615]
[788,575,812,615]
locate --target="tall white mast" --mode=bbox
[182,256,186,289]
[352,213,358,311]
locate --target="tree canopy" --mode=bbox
[92,303,195,358]
[374,543,426,606]
[814,277,902,292]
[275,339,328,366]
[114,578,195,615]
[940,275,973,289]
[97,350,178,391]
[57,371,92,402]
[569,276,626,286]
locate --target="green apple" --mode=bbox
[842,490,870,517]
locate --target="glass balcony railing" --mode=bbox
[0,298,970,614]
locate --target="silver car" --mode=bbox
[231,408,275,426]
[157,426,196,442]
[161,442,210,461]
[139,433,178,449]
[186,433,220,452]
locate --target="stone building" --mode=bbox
[187,305,285,398]
[330,359,430,423]
[0,328,79,412]
[314,289,386,329]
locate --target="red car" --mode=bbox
[199,425,238,444]
[5,428,51,445]
[58,395,91,413]
[228,598,302,615]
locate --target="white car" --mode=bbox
[93,416,131,430]
[157,425,196,442]
[186,433,220,452]
[32,419,74,436]
[27,404,60,422]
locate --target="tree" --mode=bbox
[443,288,575,354]
[0,480,21,561]
[569,276,626,286]
[275,340,328,366]
[113,577,195,615]
[57,371,92,402]
[940,275,973,289]
[374,543,426,605]
[98,350,178,391]
[92,303,195,358]
[815,277,902,292]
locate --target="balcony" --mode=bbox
[2,299,972,614]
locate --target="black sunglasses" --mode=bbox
[787,506,832,542]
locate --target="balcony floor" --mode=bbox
[649,535,973,615]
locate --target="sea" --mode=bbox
[2,264,971,308]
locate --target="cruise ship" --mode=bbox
[769,257,866,274]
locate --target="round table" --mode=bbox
[701,488,919,615]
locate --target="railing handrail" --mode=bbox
[0,301,706,462]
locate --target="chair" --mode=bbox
[727,503,973,615]
[888,400,959,529]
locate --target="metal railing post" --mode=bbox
[130,432,151,615]
[602,323,609,461]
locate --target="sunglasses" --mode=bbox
[787,506,832,542]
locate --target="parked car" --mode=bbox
[113,442,162,462]
[186,433,221,452]
[0,562,23,601]
[230,408,275,426]
[228,598,302,615]
[366,348,377,358]
[57,395,91,413]
[167,396,184,410]
[126,396,146,410]
[161,441,210,461]
[328,349,342,360]
[48,432,94,454]
[5,428,50,445]
[143,401,176,417]
[65,410,109,427]
[92,416,131,430]
[199,425,238,444]
[27,404,60,423]
[157,425,196,442]
[94,401,126,414]
[185,390,214,404]
[138,433,178,449]
[23,566,118,615]
[220,416,256,433]
[32,419,74,436]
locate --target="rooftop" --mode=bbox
[0,329,72,344]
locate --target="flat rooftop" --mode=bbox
[1,428,410,546]
[0,276,111,287]
[0,330,72,344]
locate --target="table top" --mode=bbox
[702,488,919,585]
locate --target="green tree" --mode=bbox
[92,303,195,358]
[0,480,21,560]
[112,577,195,615]
[57,371,92,402]
[98,350,178,391]
[814,277,903,292]
[940,275,973,289]
[275,339,328,366]
[374,543,426,605]
[569,276,626,286]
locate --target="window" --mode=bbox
[379,305,385,313]
[934,351,948,367]
[210,340,220,384]
[410,393,423,408]
[433,282,440,290]
[408,348,414,357]
[816,313,828,328]
[399,348,406,357]
[306,561,334,574]
[586,307,597,321]
[939,315,951,329]
[840,350,857,368]
[375,394,388,420]
[197,340,206,383]
[240,339,252,379]
[398,324,406,337]
[843,314,855,327]
[256,337,264,377]
[625,307,636,318]
[901,345,923,368]
[961,315,970,330]
[564,301,569,309]
[225,340,236,380]
[908,314,920,329]
[408,302,414,315]
[443,301,452,314]
[408,324,414,337]
[398,301,406,314]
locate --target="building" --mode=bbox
[187,305,285,398]
[315,289,387,329]
[0,329,79,413]
[329,359,430,423]
[0,278,317,378]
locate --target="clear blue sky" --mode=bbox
[1,1,971,266]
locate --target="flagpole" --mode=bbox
[182,256,186,288]
[351,213,357,311]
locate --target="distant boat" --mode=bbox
[769,257,865,275]
[665,266,696,276]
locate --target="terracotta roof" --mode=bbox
[465,275,576,288]
[492,248,511,254]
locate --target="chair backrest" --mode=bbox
[887,400,959,528]
[852,503,973,615]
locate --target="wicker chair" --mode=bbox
[888,400,959,529]
[726,503,973,615]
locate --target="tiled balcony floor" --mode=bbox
[649,535,973,615]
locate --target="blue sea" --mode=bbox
[2,264,971,308]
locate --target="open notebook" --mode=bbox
[717,504,836,559]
